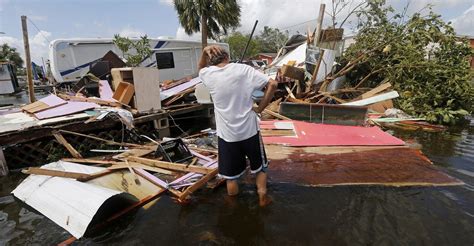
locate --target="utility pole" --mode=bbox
[21,15,36,103]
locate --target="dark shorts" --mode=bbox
[218,132,269,179]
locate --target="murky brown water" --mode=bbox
[1,93,473,245]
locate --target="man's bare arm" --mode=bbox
[255,79,278,113]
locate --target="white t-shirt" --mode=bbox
[199,63,270,142]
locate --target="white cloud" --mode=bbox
[0,30,51,65]
[159,0,173,6]
[451,4,474,36]
[118,26,145,37]
[176,26,201,41]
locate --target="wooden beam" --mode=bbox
[76,169,115,182]
[61,158,123,166]
[22,167,90,180]
[108,162,174,175]
[360,82,392,99]
[128,156,214,174]
[178,168,219,201]
[343,91,399,106]
[58,129,142,148]
[285,85,296,99]
[263,109,291,120]
[58,94,122,107]
[21,16,36,103]
[52,131,83,158]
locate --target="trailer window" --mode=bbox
[156,52,175,69]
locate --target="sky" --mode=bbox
[0,0,473,64]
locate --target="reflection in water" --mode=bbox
[0,118,473,245]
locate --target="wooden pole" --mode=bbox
[314,4,326,47]
[21,16,36,103]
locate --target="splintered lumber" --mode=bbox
[52,131,83,158]
[285,85,296,99]
[128,156,214,174]
[61,158,123,166]
[58,129,142,148]
[360,82,392,99]
[188,146,219,155]
[113,147,156,160]
[263,109,291,120]
[22,167,114,182]
[178,168,219,201]
[108,162,174,175]
[22,167,90,180]
[58,94,122,107]
[343,91,399,106]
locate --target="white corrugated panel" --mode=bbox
[12,161,127,239]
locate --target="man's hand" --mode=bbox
[199,45,224,71]
[203,45,223,58]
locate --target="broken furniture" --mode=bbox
[111,67,161,112]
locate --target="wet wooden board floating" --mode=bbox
[265,145,463,187]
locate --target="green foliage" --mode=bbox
[0,43,23,68]
[113,34,152,67]
[256,26,288,53]
[222,26,288,60]
[342,1,474,124]
[222,32,260,60]
[173,0,241,44]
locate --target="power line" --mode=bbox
[27,17,52,44]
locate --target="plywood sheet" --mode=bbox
[132,67,161,112]
[266,145,463,187]
[35,101,99,119]
[261,120,405,146]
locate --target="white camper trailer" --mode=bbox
[49,37,229,82]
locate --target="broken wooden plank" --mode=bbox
[113,147,156,160]
[53,131,83,158]
[61,158,123,166]
[58,129,142,148]
[108,162,174,175]
[58,94,122,107]
[343,91,399,106]
[360,82,392,99]
[261,129,295,137]
[178,168,219,201]
[263,109,291,120]
[285,85,296,99]
[128,156,214,174]
[22,167,90,180]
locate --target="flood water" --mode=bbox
[1,94,473,244]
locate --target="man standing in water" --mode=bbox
[198,45,277,207]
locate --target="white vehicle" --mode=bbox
[49,37,229,82]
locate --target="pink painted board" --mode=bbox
[99,80,115,101]
[169,160,218,187]
[40,94,66,107]
[35,101,99,119]
[262,120,405,146]
[134,168,169,188]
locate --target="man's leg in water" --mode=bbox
[256,171,271,206]
[226,179,239,196]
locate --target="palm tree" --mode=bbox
[173,0,241,50]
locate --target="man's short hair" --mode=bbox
[209,50,229,65]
